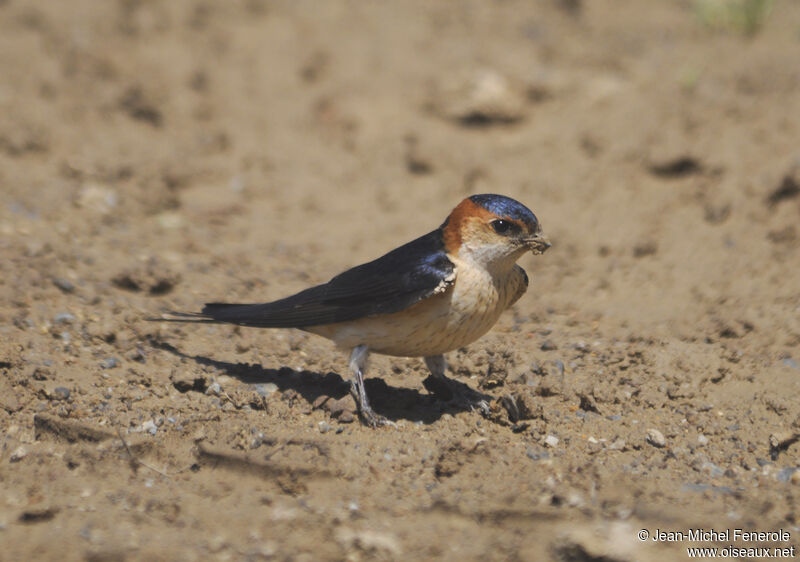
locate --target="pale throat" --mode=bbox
[455,240,525,277]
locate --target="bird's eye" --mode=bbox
[491,219,514,235]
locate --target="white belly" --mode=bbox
[308,264,525,357]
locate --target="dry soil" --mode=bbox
[2,1,800,560]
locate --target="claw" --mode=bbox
[361,410,397,428]
[471,399,491,416]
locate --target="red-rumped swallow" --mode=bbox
[158,194,550,426]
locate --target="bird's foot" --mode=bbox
[349,379,396,428]
[469,399,491,417]
[358,406,397,428]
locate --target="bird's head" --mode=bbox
[442,194,550,272]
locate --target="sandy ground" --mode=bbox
[2,0,800,560]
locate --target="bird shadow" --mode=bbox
[150,339,486,425]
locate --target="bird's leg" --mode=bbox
[422,355,454,401]
[348,345,394,428]
[423,354,490,415]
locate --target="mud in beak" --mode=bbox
[527,234,551,255]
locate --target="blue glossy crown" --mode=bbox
[469,194,539,230]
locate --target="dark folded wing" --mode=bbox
[177,229,455,328]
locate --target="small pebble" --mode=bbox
[700,461,724,477]
[318,421,331,434]
[566,492,585,508]
[250,432,264,449]
[776,467,798,483]
[608,438,626,451]
[54,312,76,325]
[540,340,558,351]
[337,411,355,424]
[31,367,50,381]
[682,483,711,493]
[782,358,800,370]
[10,446,27,462]
[697,434,709,446]
[253,383,278,397]
[51,387,70,401]
[646,428,666,448]
[141,420,157,436]
[544,435,559,448]
[100,357,119,369]
[53,278,75,293]
[526,447,550,461]
[206,382,221,396]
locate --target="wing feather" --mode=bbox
[171,229,455,328]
